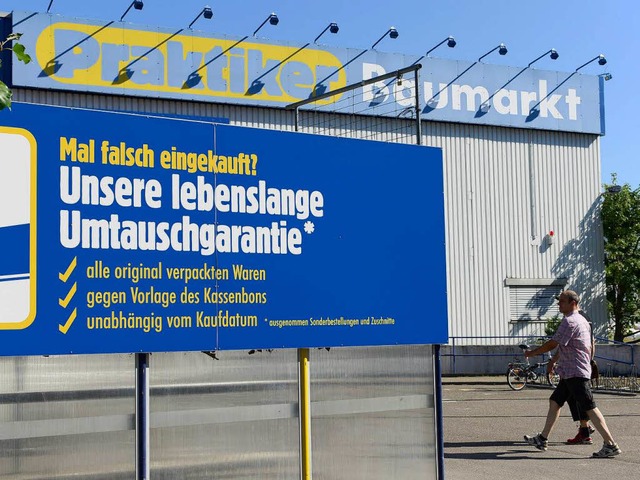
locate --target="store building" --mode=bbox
[0,9,608,479]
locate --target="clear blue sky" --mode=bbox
[5,0,638,188]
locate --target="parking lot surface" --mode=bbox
[443,376,639,480]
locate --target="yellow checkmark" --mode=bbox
[59,308,77,334]
[59,257,77,282]
[59,282,77,308]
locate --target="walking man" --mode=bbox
[524,290,621,457]
[547,306,597,445]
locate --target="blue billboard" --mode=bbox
[0,103,447,356]
[8,11,604,134]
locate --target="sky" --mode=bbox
[3,0,639,187]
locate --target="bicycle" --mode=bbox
[507,344,560,391]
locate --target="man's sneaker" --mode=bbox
[567,430,593,445]
[589,425,596,435]
[524,433,548,451]
[592,442,622,458]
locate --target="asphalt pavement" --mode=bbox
[442,376,639,480]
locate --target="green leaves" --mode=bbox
[602,176,640,341]
[0,32,32,110]
[0,80,11,110]
[544,315,561,337]
[4,33,23,42]
[12,43,32,65]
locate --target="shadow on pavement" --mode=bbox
[445,441,574,460]
[445,451,571,461]
[445,441,518,448]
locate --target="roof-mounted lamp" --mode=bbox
[371,27,398,50]
[314,22,339,43]
[527,48,559,68]
[120,1,144,22]
[188,6,213,29]
[478,43,508,62]
[253,13,279,36]
[575,54,607,72]
[425,36,456,56]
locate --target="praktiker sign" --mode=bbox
[7,11,604,135]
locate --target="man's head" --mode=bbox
[557,290,580,315]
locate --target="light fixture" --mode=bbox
[120,1,144,22]
[314,22,339,43]
[188,6,213,29]
[575,54,607,72]
[600,72,613,81]
[425,35,457,57]
[606,185,622,194]
[47,0,54,13]
[527,48,559,68]
[479,47,558,116]
[371,27,399,49]
[478,43,508,62]
[253,13,279,36]
[546,231,555,245]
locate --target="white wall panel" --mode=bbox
[423,125,605,344]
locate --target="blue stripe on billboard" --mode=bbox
[0,224,30,276]
[0,103,447,355]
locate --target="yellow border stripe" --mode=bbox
[0,127,37,330]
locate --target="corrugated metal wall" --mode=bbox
[425,124,605,344]
[13,87,607,343]
[0,347,437,479]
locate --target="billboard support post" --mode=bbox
[433,345,445,480]
[298,348,312,479]
[136,353,150,480]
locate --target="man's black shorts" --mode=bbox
[550,377,596,412]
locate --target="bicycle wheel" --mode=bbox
[507,367,527,391]
[547,366,560,387]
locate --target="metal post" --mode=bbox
[452,337,456,374]
[294,107,300,132]
[298,348,312,479]
[136,353,150,480]
[528,131,538,244]
[433,345,445,480]
[414,68,421,145]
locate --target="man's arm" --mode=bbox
[524,339,559,358]
[547,350,560,374]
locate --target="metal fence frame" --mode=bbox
[285,64,423,144]
[443,335,637,392]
